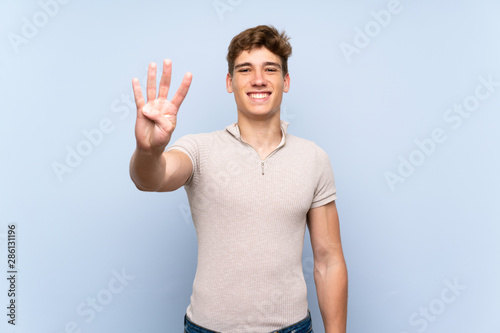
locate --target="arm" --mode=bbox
[130,149,192,192]
[129,59,193,192]
[307,201,348,333]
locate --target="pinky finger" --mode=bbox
[132,78,145,112]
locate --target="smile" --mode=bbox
[248,92,271,100]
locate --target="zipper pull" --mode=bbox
[261,162,264,175]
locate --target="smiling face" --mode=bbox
[226,46,290,121]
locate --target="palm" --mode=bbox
[132,60,192,153]
[135,98,177,149]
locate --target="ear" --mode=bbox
[283,72,290,93]
[226,73,234,93]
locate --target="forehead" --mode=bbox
[234,47,281,66]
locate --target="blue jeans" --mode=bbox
[184,311,314,333]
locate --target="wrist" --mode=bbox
[135,144,166,158]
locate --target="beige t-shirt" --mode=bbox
[167,120,337,332]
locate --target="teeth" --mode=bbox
[249,93,269,99]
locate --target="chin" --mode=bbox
[241,108,279,120]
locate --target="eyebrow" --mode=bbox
[234,61,282,70]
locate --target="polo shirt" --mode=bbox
[167,120,337,332]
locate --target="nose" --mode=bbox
[251,69,267,87]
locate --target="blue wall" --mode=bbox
[1,0,499,332]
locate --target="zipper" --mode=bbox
[260,147,283,175]
[236,127,285,176]
[239,140,283,176]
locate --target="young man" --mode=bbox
[130,25,347,333]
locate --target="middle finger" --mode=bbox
[158,59,172,99]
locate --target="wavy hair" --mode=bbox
[227,25,292,76]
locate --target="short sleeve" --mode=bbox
[166,134,199,186]
[310,145,337,209]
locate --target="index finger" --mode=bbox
[170,72,193,109]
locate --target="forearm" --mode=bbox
[314,260,348,333]
[129,148,167,191]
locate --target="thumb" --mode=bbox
[142,106,175,132]
[142,105,155,117]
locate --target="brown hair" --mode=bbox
[227,25,292,77]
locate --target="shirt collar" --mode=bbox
[225,120,289,147]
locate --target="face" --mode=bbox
[226,47,290,120]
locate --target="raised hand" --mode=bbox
[132,59,192,154]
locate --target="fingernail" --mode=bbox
[143,107,151,114]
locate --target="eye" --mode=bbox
[265,68,278,72]
[238,68,250,73]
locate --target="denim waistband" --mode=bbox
[184,311,313,333]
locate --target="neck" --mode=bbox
[236,112,282,151]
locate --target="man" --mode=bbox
[130,25,347,333]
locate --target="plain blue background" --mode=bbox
[1,0,499,332]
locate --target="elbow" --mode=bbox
[134,183,157,192]
[313,250,347,277]
[131,178,161,192]
[129,171,160,192]
[313,259,348,289]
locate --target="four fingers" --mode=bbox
[133,60,192,117]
